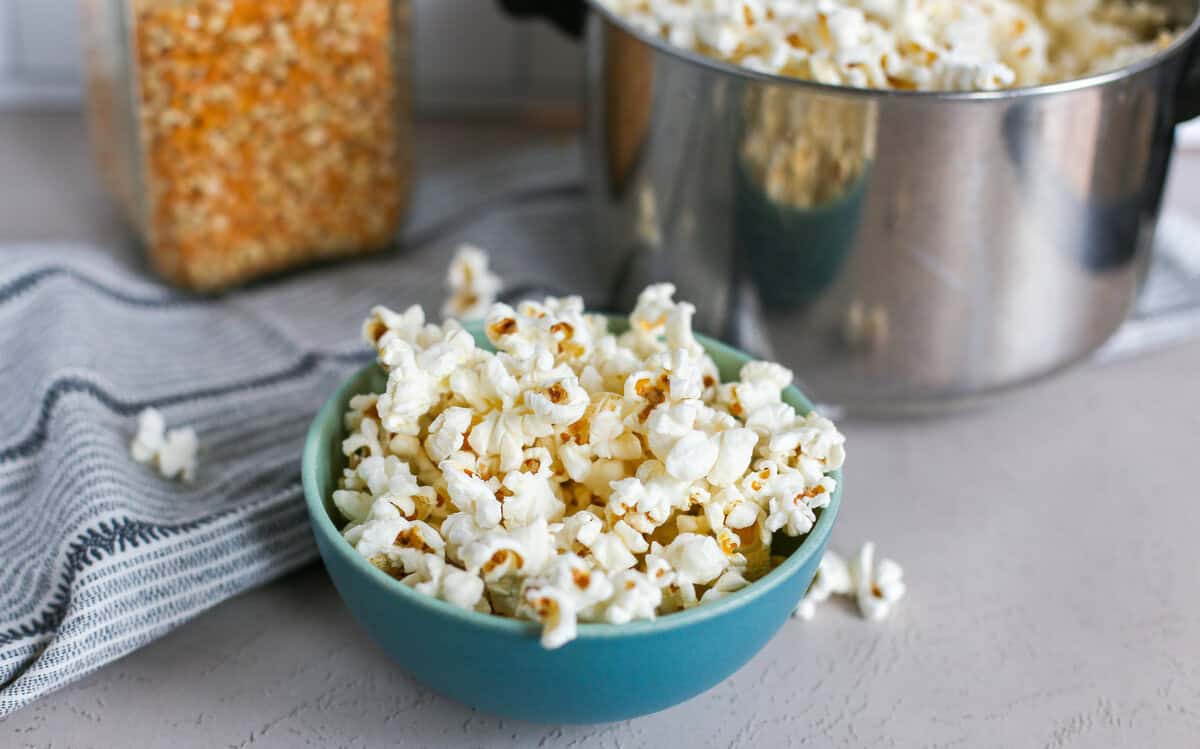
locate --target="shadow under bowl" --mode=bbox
[301,320,842,724]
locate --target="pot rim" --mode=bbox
[587,0,1200,101]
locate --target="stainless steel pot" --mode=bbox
[508,1,1200,413]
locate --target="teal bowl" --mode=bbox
[301,321,841,723]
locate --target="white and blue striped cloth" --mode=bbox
[0,144,596,715]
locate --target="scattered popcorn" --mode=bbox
[793,543,905,621]
[130,407,198,482]
[442,244,502,321]
[851,541,906,622]
[336,273,846,648]
[599,0,1176,91]
[792,550,852,620]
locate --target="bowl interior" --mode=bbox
[301,317,841,638]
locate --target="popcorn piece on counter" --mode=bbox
[130,407,198,482]
[336,267,847,647]
[851,541,906,622]
[793,543,905,622]
[792,550,852,621]
[442,244,502,321]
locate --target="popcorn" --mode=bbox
[700,569,750,603]
[664,430,719,482]
[362,303,426,349]
[424,406,473,464]
[722,360,792,414]
[345,505,445,574]
[522,552,619,647]
[643,400,698,459]
[335,264,846,647]
[598,0,1176,91]
[441,511,487,563]
[704,486,759,533]
[589,531,640,572]
[792,550,852,621]
[460,530,529,583]
[553,510,605,553]
[707,428,759,487]
[409,555,488,612]
[604,569,662,623]
[607,462,688,530]
[525,377,589,427]
[500,456,566,528]
[662,533,727,587]
[765,475,837,537]
[467,410,532,474]
[442,244,502,321]
[768,412,848,487]
[130,407,198,482]
[441,460,503,529]
[522,585,579,649]
[627,283,678,342]
[851,541,906,622]
[644,547,677,589]
[792,544,905,622]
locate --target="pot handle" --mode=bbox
[497,0,588,38]
[1176,32,1200,123]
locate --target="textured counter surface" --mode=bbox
[2,113,1200,748]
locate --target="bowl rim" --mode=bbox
[586,0,1200,102]
[302,320,841,640]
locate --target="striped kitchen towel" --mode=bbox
[0,143,596,715]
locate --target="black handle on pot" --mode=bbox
[498,0,588,38]
[1176,37,1200,123]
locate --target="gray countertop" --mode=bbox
[3,112,1200,749]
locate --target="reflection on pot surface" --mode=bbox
[737,87,875,309]
[586,2,1200,413]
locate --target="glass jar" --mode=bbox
[81,0,411,290]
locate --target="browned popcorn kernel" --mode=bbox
[488,318,519,339]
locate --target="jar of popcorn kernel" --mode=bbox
[81,0,411,291]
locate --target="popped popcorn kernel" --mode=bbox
[852,541,906,622]
[792,543,905,622]
[335,263,845,647]
[792,549,852,620]
[599,0,1177,92]
[130,407,198,482]
[442,245,502,321]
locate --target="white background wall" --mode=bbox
[0,0,583,113]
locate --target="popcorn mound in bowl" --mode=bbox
[334,284,845,648]
[599,0,1177,91]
